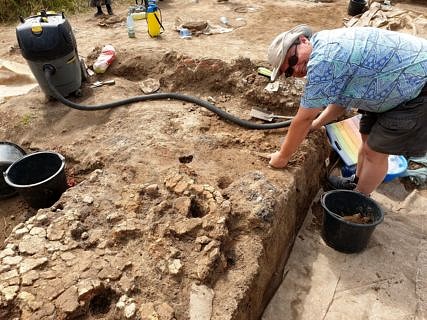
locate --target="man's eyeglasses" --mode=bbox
[284,43,299,78]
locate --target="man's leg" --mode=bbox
[106,3,113,15]
[355,134,367,179]
[355,141,388,195]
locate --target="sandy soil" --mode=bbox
[0,0,354,258]
[0,0,425,319]
[263,183,427,320]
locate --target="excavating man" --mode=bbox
[267,25,427,195]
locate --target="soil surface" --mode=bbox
[0,0,425,319]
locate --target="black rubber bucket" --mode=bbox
[4,151,67,209]
[321,190,384,253]
[0,142,26,199]
[348,0,367,16]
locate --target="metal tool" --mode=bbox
[250,108,293,122]
[90,79,115,88]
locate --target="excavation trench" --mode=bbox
[0,52,330,319]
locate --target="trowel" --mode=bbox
[250,108,293,122]
[90,80,115,88]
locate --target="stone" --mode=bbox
[116,294,129,309]
[173,180,189,194]
[40,270,57,279]
[42,279,67,301]
[29,227,47,237]
[156,302,175,320]
[36,214,49,224]
[189,184,204,194]
[15,227,29,237]
[118,274,134,293]
[88,169,102,182]
[189,283,214,320]
[174,197,192,216]
[0,285,19,301]
[168,259,182,275]
[21,270,39,285]
[139,78,160,94]
[19,257,48,274]
[106,212,124,223]
[11,223,25,233]
[203,240,219,253]
[112,219,143,239]
[32,302,55,318]
[144,184,159,196]
[98,266,122,280]
[139,302,157,319]
[164,174,183,190]
[0,269,19,281]
[60,252,76,261]
[0,264,11,273]
[17,291,37,309]
[3,255,23,265]
[76,278,102,300]
[18,235,46,255]
[47,222,66,241]
[124,302,137,319]
[55,285,79,314]
[195,236,212,245]
[82,195,94,204]
[170,218,202,236]
[46,241,62,253]
[0,247,15,259]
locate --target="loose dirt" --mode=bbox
[0,0,425,319]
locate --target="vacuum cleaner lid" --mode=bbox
[16,12,76,62]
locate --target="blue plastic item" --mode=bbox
[341,155,408,182]
[341,164,356,178]
[384,155,408,182]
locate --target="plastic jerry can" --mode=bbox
[146,4,163,37]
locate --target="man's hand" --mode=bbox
[269,151,289,168]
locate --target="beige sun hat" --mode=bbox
[268,24,313,81]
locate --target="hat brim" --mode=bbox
[270,65,281,82]
[269,25,313,82]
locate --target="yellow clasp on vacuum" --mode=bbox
[31,23,43,34]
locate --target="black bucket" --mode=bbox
[0,142,26,199]
[4,151,67,209]
[348,0,367,16]
[321,190,383,253]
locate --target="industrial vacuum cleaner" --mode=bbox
[16,10,87,98]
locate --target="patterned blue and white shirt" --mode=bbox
[301,27,427,112]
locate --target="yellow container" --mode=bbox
[146,7,162,37]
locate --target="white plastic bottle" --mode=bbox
[127,12,136,38]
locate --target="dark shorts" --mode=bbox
[358,86,427,157]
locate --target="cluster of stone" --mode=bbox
[0,168,233,319]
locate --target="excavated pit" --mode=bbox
[0,52,330,320]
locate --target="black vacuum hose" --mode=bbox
[44,66,292,130]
